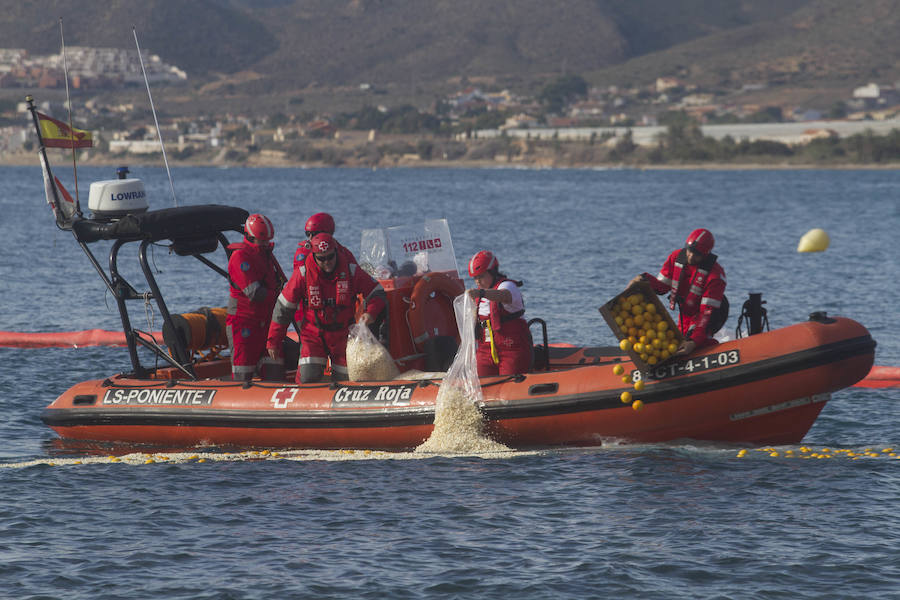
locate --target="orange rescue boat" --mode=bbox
[33,184,875,450]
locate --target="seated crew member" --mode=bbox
[268,232,386,383]
[226,214,282,381]
[466,250,531,377]
[629,228,728,357]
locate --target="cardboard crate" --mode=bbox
[598,280,683,371]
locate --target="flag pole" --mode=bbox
[133,26,178,208]
[25,95,69,230]
[58,17,83,218]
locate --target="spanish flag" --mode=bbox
[36,111,93,149]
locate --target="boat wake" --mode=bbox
[0,446,539,469]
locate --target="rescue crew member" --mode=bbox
[268,232,386,383]
[630,228,728,357]
[293,212,337,271]
[466,250,531,377]
[291,212,360,325]
[226,214,282,381]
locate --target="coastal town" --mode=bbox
[2,46,899,167]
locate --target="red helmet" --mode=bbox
[309,232,336,255]
[468,250,498,277]
[305,212,335,236]
[244,214,274,244]
[685,228,714,255]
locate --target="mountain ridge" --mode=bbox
[1,0,898,115]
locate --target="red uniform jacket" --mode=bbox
[268,249,385,348]
[226,241,280,322]
[644,248,726,346]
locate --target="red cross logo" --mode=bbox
[271,388,297,409]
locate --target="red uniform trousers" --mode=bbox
[227,315,270,379]
[296,320,350,383]
[476,318,531,377]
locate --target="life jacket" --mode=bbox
[303,249,357,331]
[667,249,719,314]
[482,277,525,330]
[477,278,526,363]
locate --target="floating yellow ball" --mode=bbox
[633,380,645,391]
[631,400,644,411]
[620,391,632,404]
[797,228,830,252]
[613,364,624,375]
[619,339,631,351]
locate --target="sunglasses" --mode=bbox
[314,252,336,263]
[306,230,323,238]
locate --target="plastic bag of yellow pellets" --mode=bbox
[415,292,510,453]
[346,319,399,381]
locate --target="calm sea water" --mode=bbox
[1,166,898,599]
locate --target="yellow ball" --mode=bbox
[621,375,631,383]
[633,342,643,353]
[631,400,644,411]
[633,380,645,391]
[620,391,632,403]
[797,228,830,252]
[645,304,657,315]
[656,320,668,332]
[613,364,624,375]
[619,339,631,351]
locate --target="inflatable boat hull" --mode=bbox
[42,317,875,450]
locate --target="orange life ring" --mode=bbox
[407,272,465,352]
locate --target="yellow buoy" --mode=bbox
[620,391,632,404]
[633,380,645,391]
[631,400,644,411]
[797,228,830,252]
[619,339,631,351]
[612,364,624,376]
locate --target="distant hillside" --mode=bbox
[591,0,900,91]
[2,0,899,111]
[242,0,819,91]
[0,0,276,75]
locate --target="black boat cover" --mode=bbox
[72,205,249,244]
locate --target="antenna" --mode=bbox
[58,17,84,217]
[132,26,178,207]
